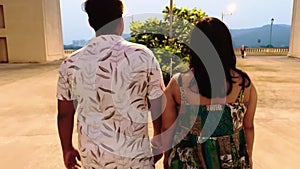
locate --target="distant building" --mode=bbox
[0,0,63,63]
[72,40,88,47]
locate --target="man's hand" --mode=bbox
[63,147,81,169]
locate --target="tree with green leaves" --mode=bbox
[129,6,207,83]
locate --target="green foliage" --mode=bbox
[129,6,207,83]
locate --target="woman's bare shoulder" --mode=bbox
[171,73,181,82]
[165,73,182,98]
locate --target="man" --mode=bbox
[57,0,165,168]
[240,44,246,59]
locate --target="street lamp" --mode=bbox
[221,11,232,21]
[269,18,274,47]
[222,3,236,21]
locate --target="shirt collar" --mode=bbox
[89,34,124,45]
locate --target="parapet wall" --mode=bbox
[234,48,289,56]
[65,48,290,58]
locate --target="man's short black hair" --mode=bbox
[84,0,124,32]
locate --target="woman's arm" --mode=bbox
[161,77,180,169]
[243,84,257,169]
[149,94,166,163]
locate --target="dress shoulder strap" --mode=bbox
[235,85,245,104]
[178,73,189,105]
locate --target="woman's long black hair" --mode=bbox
[189,17,250,98]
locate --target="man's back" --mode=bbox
[57,35,164,168]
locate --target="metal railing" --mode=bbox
[63,49,75,57]
[64,48,289,58]
[234,48,289,56]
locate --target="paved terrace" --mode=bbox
[0,56,299,169]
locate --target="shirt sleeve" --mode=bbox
[57,60,73,101]
[146,50,165,100]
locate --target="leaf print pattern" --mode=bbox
[57,35,165,168]
[228,103,247,132]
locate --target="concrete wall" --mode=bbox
[0,0,63,63]
[289,0,300,58]
[43,0,64,61]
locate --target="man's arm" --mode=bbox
[57,100,80,168]
[57,100,75,152]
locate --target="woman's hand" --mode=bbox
[151,136,164,163]
[163,155,169,169]
[249,157,253,169]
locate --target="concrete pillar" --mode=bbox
[0,0,63,63]
[288,0,300,58]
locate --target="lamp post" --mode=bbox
[130,15,134,23]
[169,0,173,39]
[221,11,232,21]
[169,0,173,77]
[269,18,274,47]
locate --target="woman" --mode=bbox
[162,17,257,169]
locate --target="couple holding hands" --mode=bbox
[57,0,257,169]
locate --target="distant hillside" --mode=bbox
[230,24,290,48]
[67,25,291,49]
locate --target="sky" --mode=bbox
[59,0,294,44]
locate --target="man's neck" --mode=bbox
[95,29,120,37]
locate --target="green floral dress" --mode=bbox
[168,75,250,169]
